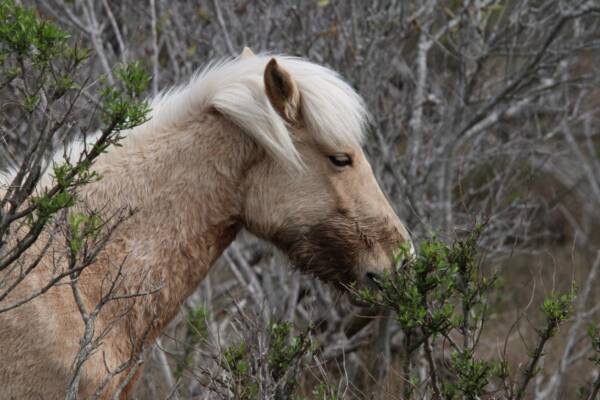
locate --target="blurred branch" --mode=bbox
[212,0,235,56]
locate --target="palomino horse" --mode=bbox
[0,48,411,398]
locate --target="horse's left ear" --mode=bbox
[264,58,301,125]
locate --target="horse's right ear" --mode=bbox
[264,58,301,125]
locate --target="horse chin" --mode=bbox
[288,256,383,308]
[308,265,366,294]
[296,264,354,289]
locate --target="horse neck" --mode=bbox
[83,110,259,337]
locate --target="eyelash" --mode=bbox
[328,154,353,167]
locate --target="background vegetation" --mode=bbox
[1,0,600,398]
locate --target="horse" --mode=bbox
[0,47,412,398]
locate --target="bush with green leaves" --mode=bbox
[202,318,314,400]
[352,226,586,399]
[176,306,209,378]
[0,0,150,313]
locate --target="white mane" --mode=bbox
[1,54,369,185]
[148,53,369,168]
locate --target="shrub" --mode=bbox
[352,226,582,399]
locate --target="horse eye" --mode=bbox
[328,154,353,168]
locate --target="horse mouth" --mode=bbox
[364,271,385,291]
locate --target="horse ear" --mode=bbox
[240,47,255,59]
[264,58,301,125]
